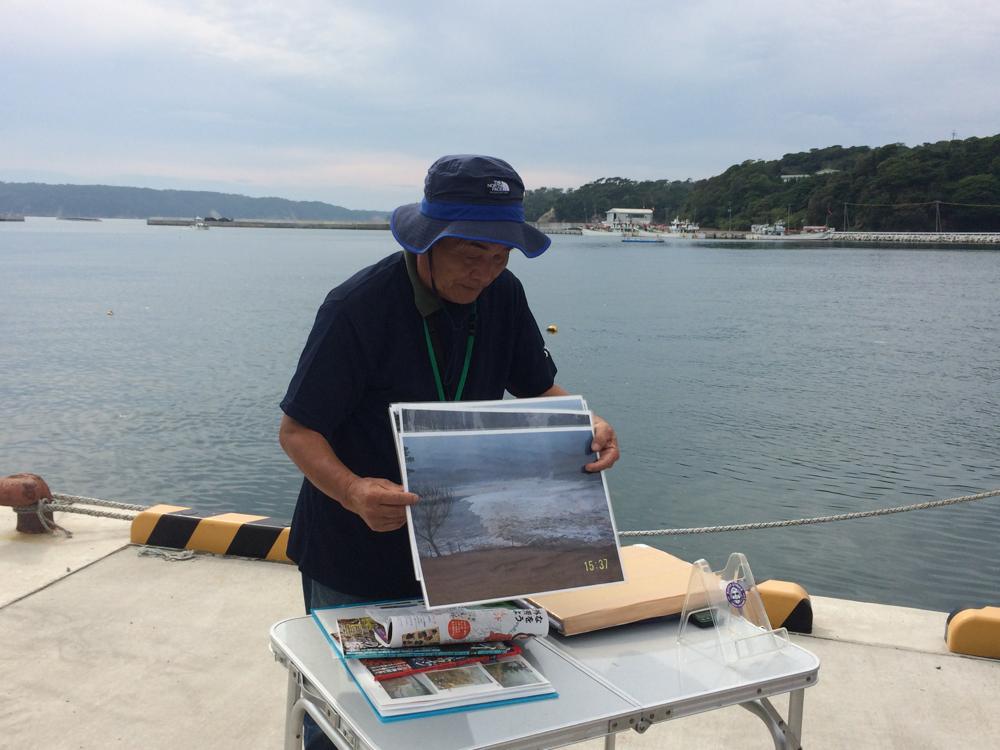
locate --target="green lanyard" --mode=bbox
[422,305,476,401]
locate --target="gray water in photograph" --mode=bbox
[3,218,998,612]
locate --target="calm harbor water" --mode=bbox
[3,217,998,612]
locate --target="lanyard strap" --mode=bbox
[422,305,476,402]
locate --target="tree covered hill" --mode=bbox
[526,134,1000,231]
[0,182,389,222]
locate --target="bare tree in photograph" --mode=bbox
[411,484,457,558]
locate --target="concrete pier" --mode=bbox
[835,231,1000,244]
[3,508,998,749]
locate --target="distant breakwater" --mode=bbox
[147,218,389,230]
[834,231,1000,244]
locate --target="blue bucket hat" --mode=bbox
[391,155,551,258]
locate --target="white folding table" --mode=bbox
[270,615,819,750]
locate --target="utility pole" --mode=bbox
[935,200,942,232]
[843,203,848,232]
[728,204,732,232]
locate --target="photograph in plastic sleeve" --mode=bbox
[397,407,592,434]
[392,395,587,414]
[399,426,624,608]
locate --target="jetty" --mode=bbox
[3,507,997,748]
[835,231,1000,244]
[147,218,389,230]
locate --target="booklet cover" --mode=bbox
[313,602,555,720]
[390,399,625,609]
[367,604,548,647]
[361,646,522,682]
[315,608,518,660]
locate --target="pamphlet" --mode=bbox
[366,604,548,648]
[312,601,555,720]
[360,645,522,681]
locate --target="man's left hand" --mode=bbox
[585,417,620,472]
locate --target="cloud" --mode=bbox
[3,0,999,207]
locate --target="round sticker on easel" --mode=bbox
[726,581,747,609]
[448,618,472,640]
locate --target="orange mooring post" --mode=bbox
[0,473,54,533]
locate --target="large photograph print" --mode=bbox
[400,424,624,608]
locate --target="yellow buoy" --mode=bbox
[546,324,558,333]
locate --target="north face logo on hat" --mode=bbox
[486,179,510,194]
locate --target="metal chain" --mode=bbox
[619,488,1000,537]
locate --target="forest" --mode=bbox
[524,134,1000,231]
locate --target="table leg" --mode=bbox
[604,731,617,749]
[787,688,805,745]
[284,670,303,750]
[740,695,805,750]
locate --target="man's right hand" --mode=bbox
[343,477,418,532]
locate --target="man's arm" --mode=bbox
[278,414,417,532]
[537,384,620,472]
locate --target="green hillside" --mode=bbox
[0,182,389,222]
[526,134,1000,231]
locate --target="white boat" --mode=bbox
[192,218,210,230]
[669,217,700,233]
[667,217,704,238]
[582,224,665,239]
[745,222,835,241]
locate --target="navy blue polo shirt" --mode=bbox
[280,251,557,597]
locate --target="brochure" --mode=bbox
[366,604,548,647]
[360,645,522,681]
[313,602,555,720]
[319,610,517,660]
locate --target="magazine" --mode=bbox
[313,602,555,720]
[314,606,518,660]
[366,604,548,647]
[360,644,522,681]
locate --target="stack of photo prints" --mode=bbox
[314,396,627,719]
[390,395,626,609]
[313,600,555,719]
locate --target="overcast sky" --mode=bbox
[4,0,998,210]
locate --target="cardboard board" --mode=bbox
[526,545,692,635]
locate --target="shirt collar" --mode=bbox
[403,250,442,317]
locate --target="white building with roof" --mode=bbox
[604,208,653,227]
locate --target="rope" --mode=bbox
[12,491,144,528]
[13,502,137,522]
[9,487,1000,538]
[619,488,1000,537]
[51,493,147,511]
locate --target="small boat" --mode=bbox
[667,217,702,238]
[622,230,665,243]
[192,218,210,230]
[745,222,835,240]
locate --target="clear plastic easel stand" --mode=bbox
[677,552,789,664]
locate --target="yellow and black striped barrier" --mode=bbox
[130,504,290,563]
[757,579,813,633]
[946,606,1000,659]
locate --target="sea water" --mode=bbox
[2,217,998,611]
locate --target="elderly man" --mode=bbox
[279,155,620,615]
